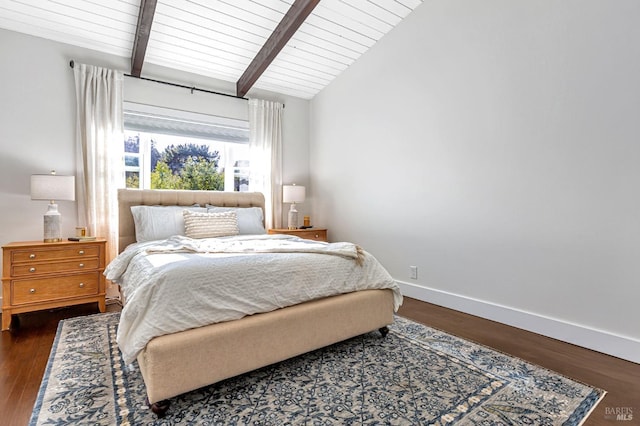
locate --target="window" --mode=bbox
[123,103,250,192]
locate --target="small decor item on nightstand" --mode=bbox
[283,184,305,229]
[68,236,97,241]
[30,171,75,243]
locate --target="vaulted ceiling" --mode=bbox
[0,0,423,99]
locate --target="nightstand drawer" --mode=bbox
[268,228,328,242]
[294,229,327,241]
[12,258,100,277]
[11,245,100,263]
[11,273,99,305]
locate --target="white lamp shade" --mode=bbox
[31,175,75,201]
[283,184,305,204]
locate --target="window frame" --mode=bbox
[123,102,250,192]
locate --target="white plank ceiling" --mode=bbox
[0,0,423,99]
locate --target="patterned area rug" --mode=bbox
[30,312,604,425]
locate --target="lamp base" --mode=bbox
[287,203,299,230]
[43,202,62,243]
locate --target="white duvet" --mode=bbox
[105,234,402,364]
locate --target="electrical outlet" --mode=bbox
[409,266,418,280]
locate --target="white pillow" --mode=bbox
[206,205,266,235]
[131,205,206,242]
[183,210,239,239]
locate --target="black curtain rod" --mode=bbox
[69,60,249,102]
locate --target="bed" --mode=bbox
[110,189,401,417]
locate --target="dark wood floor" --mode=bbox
[1,298,638,425]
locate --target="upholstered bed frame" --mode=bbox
[117,189,395,417]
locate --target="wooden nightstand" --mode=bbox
[268,228,328,242]
[1,239,107,331]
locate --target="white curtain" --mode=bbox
[248,99,283,229]
[73,63,124,297]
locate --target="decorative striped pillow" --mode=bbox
[183,210,239,239]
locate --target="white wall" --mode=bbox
[310,1,640,362]
[0,29,310,282]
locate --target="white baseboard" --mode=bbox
[397,281,640,364]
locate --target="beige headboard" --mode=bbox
[118,189,266,253]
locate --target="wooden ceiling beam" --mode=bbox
[236,0,320,98]
[130,0,158,77]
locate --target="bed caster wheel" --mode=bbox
[147,397,170,418]
[379,326,389,337]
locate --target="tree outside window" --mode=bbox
[124,132,249,192]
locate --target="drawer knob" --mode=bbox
[79,282,85,288]
[29,267,36,273]
[29,254,36,259]
[79,263,85,268]
[30,288,36,294]
[79,250,85,255]
[315,234,319,238]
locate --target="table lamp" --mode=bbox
[31,171,76,242]
[283,184,305,229]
